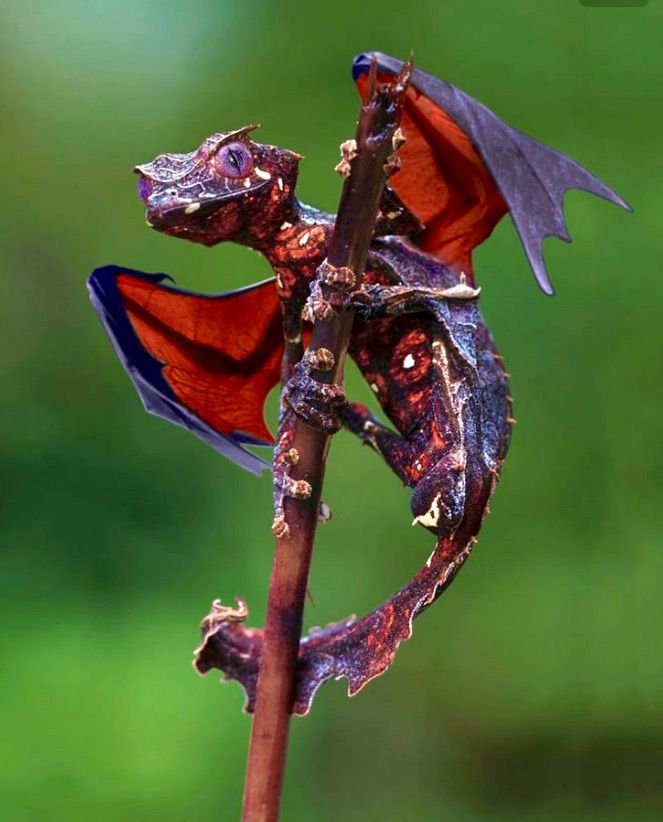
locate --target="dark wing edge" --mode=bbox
[88,265,273,476]
[353,51,632,296]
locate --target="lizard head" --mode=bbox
[134,126,301,248]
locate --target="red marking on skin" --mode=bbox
[429,417,447,450]
[403,465,419,483]
[117,274,283,442]
[391,329,431,386]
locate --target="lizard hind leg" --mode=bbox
[341,401,426,487]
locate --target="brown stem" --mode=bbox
[241,58,413,822]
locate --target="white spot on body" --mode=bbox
[280,221,292,231]
[299,232,310,246]
[403,353,415,369]
[276,274,284,288]
[412,493,442,529]
[255,168,271,180]
[184,202,200,214]
[243,178,251,188]
[370,382,379,393]
[277,178,284,191]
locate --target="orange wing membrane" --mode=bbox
[88,266,283,474]
[356,72,507,277]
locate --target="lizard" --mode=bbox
[89,52,630,714]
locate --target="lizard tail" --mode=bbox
[194,468,497,716]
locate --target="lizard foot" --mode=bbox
[283,350,347,434]
[303,259,369,322]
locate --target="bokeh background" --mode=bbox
[1,1,661,820]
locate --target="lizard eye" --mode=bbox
[214,142,253,179]
[137,175,152,203]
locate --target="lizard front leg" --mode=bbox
[343,401,466,531]
[306,258,480,323]
[349,279,480,321]
[292,257,432,436]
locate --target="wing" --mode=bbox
[88,265,284,475]
[353,51,631,295]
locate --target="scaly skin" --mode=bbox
[136,130,512,712]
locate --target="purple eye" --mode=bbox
[137,175,152,203]
[214,142,253,178]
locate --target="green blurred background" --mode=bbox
[1,1,661,819]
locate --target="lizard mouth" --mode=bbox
[145,181,270,230]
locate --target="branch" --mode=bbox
[240,59,413,822]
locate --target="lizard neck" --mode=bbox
[249,199,334,305]
[249,199,332,260]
